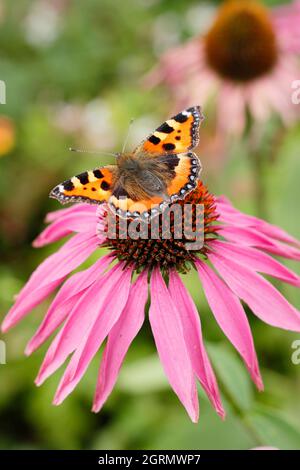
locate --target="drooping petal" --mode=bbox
[149,268,199,423]
[246,79,271,122]
[216,82,246,136]
[258,220,300,249]
[210,240,300,287]
[209,252,300,331]
[168,270,225,418]
[45,204,96,223]
[52,266,133,404]
[273,0,300,54]
[217,199,300,248]
[36,263,132,387]
[219,225,300,261]
[196,260,263,390]
[25,254,112,355]
[92,271,148,413]
[33,211,98,247]
[144,39,202,89]
[1,232,99,333]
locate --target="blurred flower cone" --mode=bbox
[145,0,300,136]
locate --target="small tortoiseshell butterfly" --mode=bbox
[50,106,204,220]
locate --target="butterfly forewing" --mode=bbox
[50,166,117,205]
[50,106,204,220]
[134,106,204,156]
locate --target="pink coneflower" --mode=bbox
[146,0,300,135]
[2,181,300,422]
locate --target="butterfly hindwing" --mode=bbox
[108,193,165,220]
[50,166,117,205]
[134,106,204,156]
[165,152,202,201]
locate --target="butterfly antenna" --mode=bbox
[69,147,117,158]
[122,118,135,153]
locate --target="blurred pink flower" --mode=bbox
[273,0,300,54]
[251,447,279,450]
[146,0,300,135]
[2,182,300,422]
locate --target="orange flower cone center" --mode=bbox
[104,182,219,274]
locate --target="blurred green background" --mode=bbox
[0,0,300,450]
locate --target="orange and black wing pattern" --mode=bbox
[165,152,201,201]
[134,106,204,156]
[108,193,165,220]
[50,106,204,220]
[108,152,202,220]
[50,166,117,205]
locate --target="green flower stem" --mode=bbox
[220,385,265,447]
[247,122,269,220]
[251,147,268,220]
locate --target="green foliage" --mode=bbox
[247,406,300,450]
[207,343,254,412]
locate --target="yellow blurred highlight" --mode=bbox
[0,116,15,157]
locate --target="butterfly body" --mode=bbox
[115,151,175,198]
[50,106,204,220]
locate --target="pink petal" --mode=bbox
[210,240,300,287]
[144,39,202,88]
[168,270,225,418]
[216,82,246,136]
[36,263,131,387]
[219,225,300,261]
[246,80,271,122]
[196,260,263,390]
[33,211,97,247]
[251,447,279,450]
[149,268,199,423]
[257,219,300,248]
[92,271,148,412]
[45,204,96,223]
[209,252,300,332]
[273,1,300,54]
[52,266,133,404]
[1,233,98,333]
[3,281,63,332]
[25,254,112,355]
[217,200,300,248]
